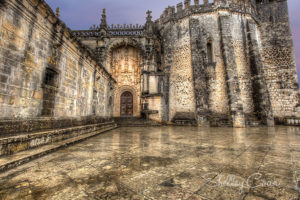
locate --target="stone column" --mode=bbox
[218,15,246,127]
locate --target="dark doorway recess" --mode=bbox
[41,67,59,116]
[120,91,133,117]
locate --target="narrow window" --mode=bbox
[41,68,59,116]
[207,42,213,63]
[44,68,58,87]
[109,96,113,106]
[269,16,273,23]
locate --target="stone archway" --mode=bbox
[114,85,141,117]
[120,91,133,117]
[105,38,145,73]
[107,42,143,118]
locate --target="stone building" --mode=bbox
[0,0,299,128]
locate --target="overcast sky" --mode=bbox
[45,0,300,83]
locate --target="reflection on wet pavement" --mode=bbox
[0,126,300,200]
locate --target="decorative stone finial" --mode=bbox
[177,3,183,12]
[56,7,60,17]
[100,8,107,30]
[184,0,191,9]
[145,10,154,36]
[146,10,152,22]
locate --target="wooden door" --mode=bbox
[120,91,133,117]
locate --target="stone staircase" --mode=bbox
[245,114,262,127]
[284,117,300,126]
[209,114,232,127]
[0,117,118,172]
[172,112,197,126]
[114,117,162,127]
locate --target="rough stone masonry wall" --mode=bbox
[257,0,300,120]
[0,0,114,119]
[189,12,230,126]
[162,17,196,121]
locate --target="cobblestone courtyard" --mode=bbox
[1,126,300,200]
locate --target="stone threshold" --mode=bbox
[0,125,118,173]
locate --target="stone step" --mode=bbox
[0,125,118,173]
[209,115,232,127]
[114,117,161,127]
[0,117,114,137]
[285,118,300,126]
[0,122,116,157]
[245,115,262,127]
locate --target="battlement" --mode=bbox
[158,0,257,24]
[256,0,283,4]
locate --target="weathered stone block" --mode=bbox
[0,74,7,83]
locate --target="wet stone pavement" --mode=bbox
[0,126,300,200]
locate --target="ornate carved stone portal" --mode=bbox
[110,45,142,117]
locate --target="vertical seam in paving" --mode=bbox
[86,158,154,200]
[244,138,272,199]
[193,142,255,198]
[287,129,300,197]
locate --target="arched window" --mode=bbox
[207,41,214,63]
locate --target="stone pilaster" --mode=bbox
[218,15,245,128]
[189,18,210,126]
[247,20,274,126]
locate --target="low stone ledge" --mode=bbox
[0,116,114,136]
[0,122,116,157]
[0,125,118,173]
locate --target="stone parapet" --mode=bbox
[157,0,257,25]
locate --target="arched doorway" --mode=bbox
[109,44,142,117]
[120,91,133,117]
